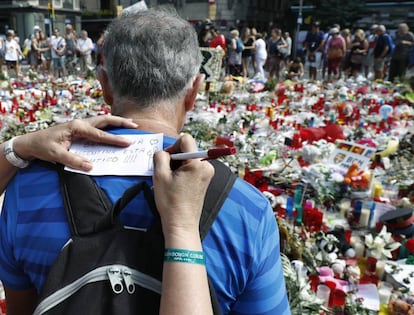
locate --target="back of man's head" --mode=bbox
[103,9,202,108]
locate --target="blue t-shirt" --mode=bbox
[305,31,324,52]
[0,129,290,315]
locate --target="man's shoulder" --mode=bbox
[224,178,272,220]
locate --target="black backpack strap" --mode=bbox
[200,160,237,240]
[57,168,114,236]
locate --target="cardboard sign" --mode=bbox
[200,47,222,82]
[327,140,375,172]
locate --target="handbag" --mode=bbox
[350,53,363,64]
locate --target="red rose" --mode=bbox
[405,239,414,254]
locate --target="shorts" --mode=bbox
[5,60,17,67]
[53,56,66,69]
[374,58,385,72]
[306,51,322,68]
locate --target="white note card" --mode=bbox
[64,133,164,176]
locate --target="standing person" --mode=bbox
[76,30,94,73]
[388,23,414,82]
[241,27,255,78]
[198,20,212,47]
[341,28,352,78]
[51,28,67,78]
[0,117,216,315]
[364,24,378,78]
[65,24,78,73]
[373,25,390,80]
[265,28,287,81]
[254,32,267,80]
[303,21,325,81]
[0,9,291,315]
[227,28,243,76]
[29,30,41,72]
[326,28,346,80]
[349,29,368,78]
[0,35,4,73]
[38,31,51,75]
[282,31,292,61]
[4,30,23,77]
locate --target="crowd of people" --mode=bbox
[0,24,101,79]
[304,21,414,82]
[197,20,414,83]
[197,21,299,82]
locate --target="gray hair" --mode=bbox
[103,10,202,108]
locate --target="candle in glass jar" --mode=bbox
[376,260,386,280]
[338,199,351,218]
[359,208,371,227]
[354,242,365,257]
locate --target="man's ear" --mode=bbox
[184,74,204,112]
[97,66,113,106]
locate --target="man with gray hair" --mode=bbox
[0,10,291,315]
[76,30,94,73]
[373,25,391,80]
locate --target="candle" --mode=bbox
[354,242,365,257]
[359,208,370,227]
[376,260,386,280]
[316,284,331,307]
[338,199,351,218]
[378,287,392,304]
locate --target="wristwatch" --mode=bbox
[4,136,31,168]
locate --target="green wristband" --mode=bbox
[164,248,206,265]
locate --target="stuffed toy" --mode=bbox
[388,299,414,315]
[343,162,371,190]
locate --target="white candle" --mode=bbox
[339,199,351,218]
[359,208,370,227]
[354,242,365,257]
[378,287,392,304]
[376,260,386,280]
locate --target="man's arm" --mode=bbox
[0,116,137,194]
[4,287,37,315]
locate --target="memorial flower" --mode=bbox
[364,226,401,259]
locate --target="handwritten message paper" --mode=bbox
[64,134,164,176]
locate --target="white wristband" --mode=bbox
[4,136,31,168]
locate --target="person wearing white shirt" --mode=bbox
[76,30,94,73]
[254,33,267,80]
[50,28,67,78]
[4,31,23,77]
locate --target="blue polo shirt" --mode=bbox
[0,129,290,315]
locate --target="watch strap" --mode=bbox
[4,136,31,168]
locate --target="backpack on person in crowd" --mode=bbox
[32,160,237,315]
[236,37,244,53]
[384,33,395,56]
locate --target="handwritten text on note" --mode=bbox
[64,133,164,176]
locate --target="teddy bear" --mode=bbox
[388,299,414,315]
[343,162,371,190]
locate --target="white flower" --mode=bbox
[365,226,401,259]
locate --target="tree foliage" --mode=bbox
[308,0,367,29]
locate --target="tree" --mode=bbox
[309,0,367,29]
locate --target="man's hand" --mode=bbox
[152,134,214,240]
[13,115,138,171]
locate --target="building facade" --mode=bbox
[0,0,81,41]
